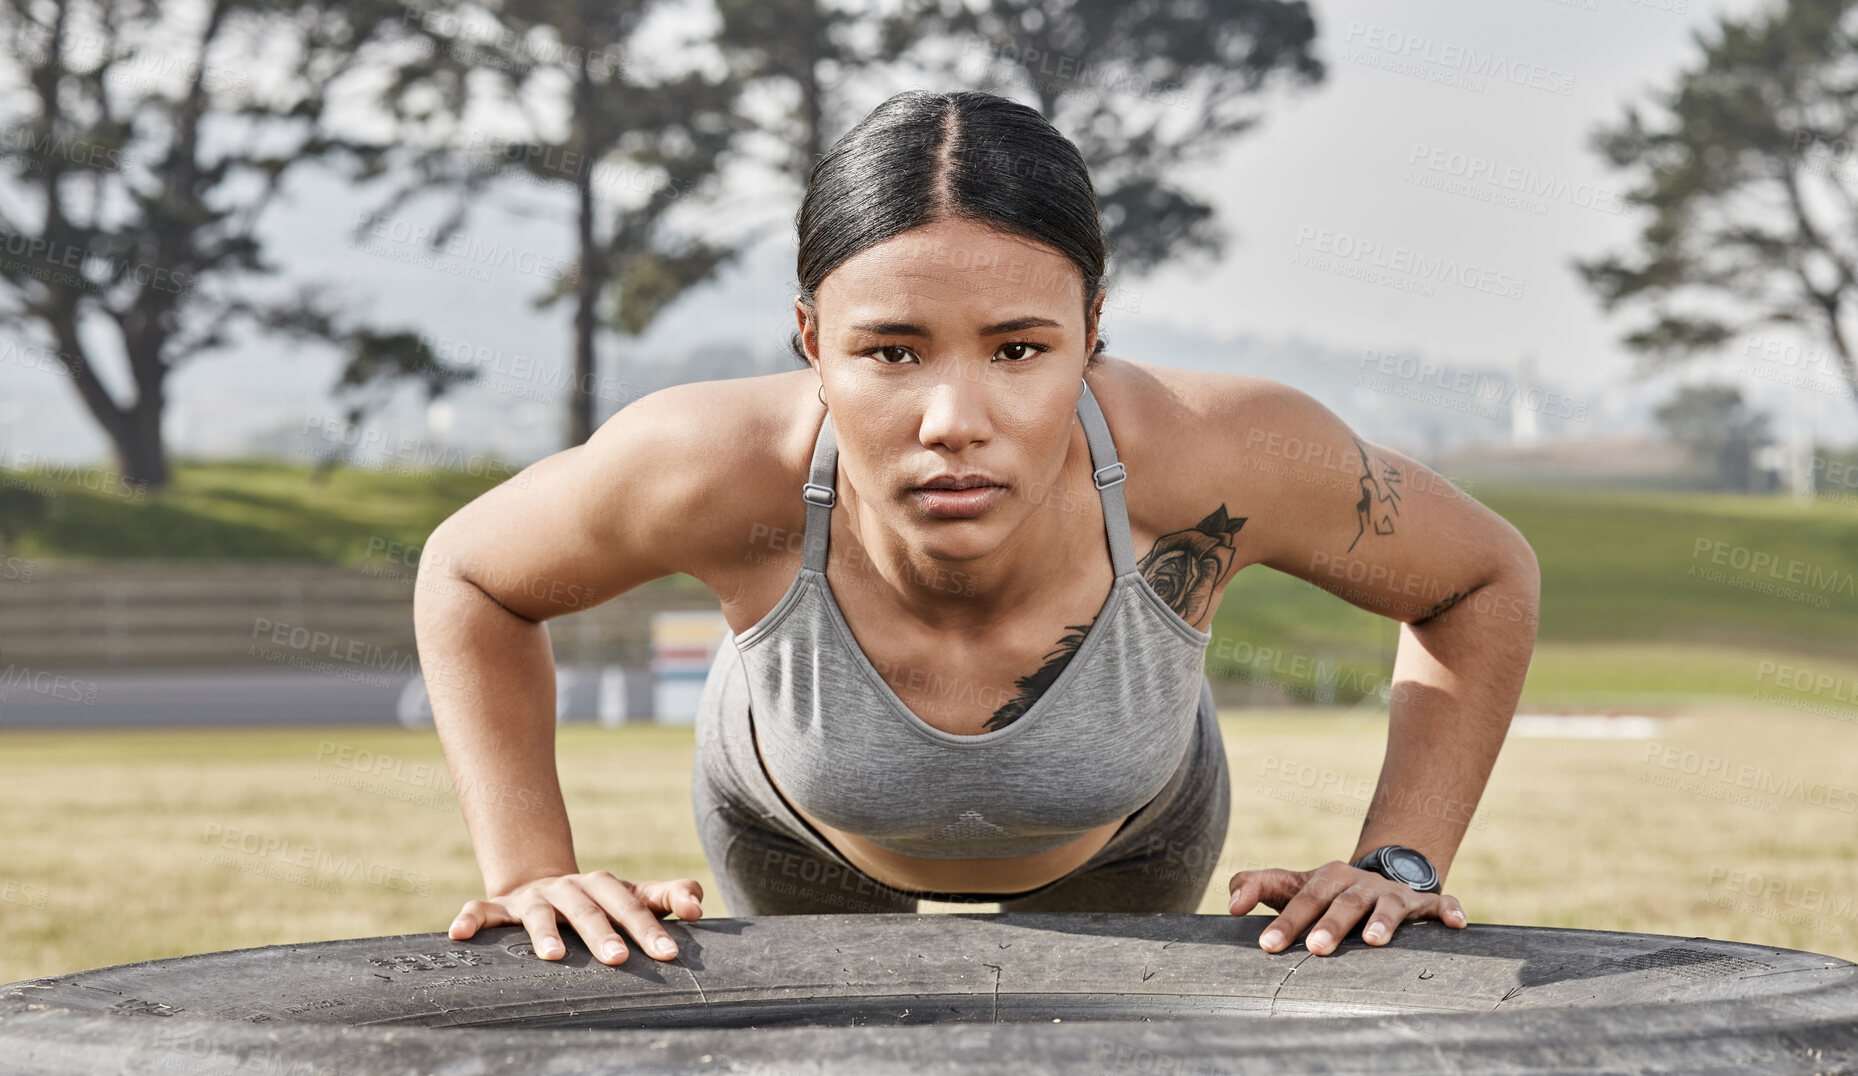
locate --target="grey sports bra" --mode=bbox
[728,379,1213,859]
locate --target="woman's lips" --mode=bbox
[913,484,1004,519]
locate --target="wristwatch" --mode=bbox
[1352,845,1442,894]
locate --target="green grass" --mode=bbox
[3,711,1853,983]
[3,458,1855,701]
[0,457,516,565]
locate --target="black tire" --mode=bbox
[3,913,1856,1074]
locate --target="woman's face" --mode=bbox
[795,216,1103,558]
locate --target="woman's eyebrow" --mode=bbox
[848,315,1062,336]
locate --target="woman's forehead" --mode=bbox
[818,231,1087,313]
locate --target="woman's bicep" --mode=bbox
[1226,382,1527,624]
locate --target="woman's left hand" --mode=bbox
[1227,860,1468,955]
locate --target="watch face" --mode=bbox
[1385,847,1432,885]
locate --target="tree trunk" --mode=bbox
[568,3,599,449]
[116,401,168,489]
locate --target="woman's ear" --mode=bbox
[793,295,818,370]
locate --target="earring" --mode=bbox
[817,383,827,408]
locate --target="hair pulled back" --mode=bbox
[789,89,1109,368]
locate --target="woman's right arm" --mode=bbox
[411,384,739,966]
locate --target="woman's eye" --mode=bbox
[998,342,1046,361]
[869,346,913,364]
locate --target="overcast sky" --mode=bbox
[8,0,1845,469]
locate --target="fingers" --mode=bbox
[1246,869,1470,955]
[540,875,637,965]
[1251,861,1351,953]
[1226,868,1306,917]
[448,899,514,941]
[518,899,567,960]
[447,874,707,967]
[634,877,705,923]
[581,871,684,963]
[1303,881,1382,956]
[1360,890,1406,946]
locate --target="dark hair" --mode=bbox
[788,89,1108,369]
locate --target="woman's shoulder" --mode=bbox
[1091,356,1324,568]
[596,370,821,582]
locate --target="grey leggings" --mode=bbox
[690,635,1231,915]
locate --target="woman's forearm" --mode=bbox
[414,563,579,896]
[1350,559,1540,882]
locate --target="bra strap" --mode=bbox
[800,410,837,572]
[1077,379,1137,576]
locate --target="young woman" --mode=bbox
[422,90,1538,969]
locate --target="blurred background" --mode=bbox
[4,0,1857,981]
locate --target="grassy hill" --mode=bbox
[3,456,1855,709]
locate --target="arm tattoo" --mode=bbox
[985,504,1247,732]
[1347,436,1402,554]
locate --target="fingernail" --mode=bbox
[603,941,623,961]
[1260,931,1282,948]
[1364,925,1386,942]
[540,940,563,957]
[653,938,676,956]
[1308,931,1330,950]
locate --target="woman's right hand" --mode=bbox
[447,870,705,965]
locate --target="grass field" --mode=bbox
[3,704,1855,984]
[2,460,1855,983]
[5,457,1858,704]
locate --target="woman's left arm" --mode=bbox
[1204,376,1541,955]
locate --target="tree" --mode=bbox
[873,0,1325,274]
[372,0,752,447]
[0,0,475,489]
[1654,382,1773,492]
[1575,0,1858,422]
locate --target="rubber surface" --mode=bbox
[4,913,1857,1074]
